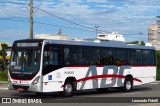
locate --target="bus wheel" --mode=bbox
[123,78,133,92]
[63,81,74,97]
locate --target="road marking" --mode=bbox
[122,92,142,95]
[0,88,8,90]
[55,97,81,101]
[150,82,160,85]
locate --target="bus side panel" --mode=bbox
[127,66,156,85]
[42,69,64,92]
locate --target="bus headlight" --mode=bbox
[32,76,40,85]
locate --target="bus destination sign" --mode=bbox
[17,43,39,47]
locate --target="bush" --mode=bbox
[0,70,8,81]
[157,68,160,80]
[156,50,160,80]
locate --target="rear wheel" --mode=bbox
[123,78,133,92]
[63,81,74,97]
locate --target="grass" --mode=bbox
[0,70,8,81]
[157,67,160,81]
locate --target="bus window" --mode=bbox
[115,49,128,65]
[44,50,59,66]
[142,50,155,65]
[101,48,114,65]
[64,46,82,65]
[129,49,142,65]
[82,47,100,65]
[43,46,61,75]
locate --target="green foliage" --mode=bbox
[0,70,8,81]
[126,41,145,46]
[140,41,145,46]
[156,50,160,80]
[126,41,139,44]
[0,43,8,71]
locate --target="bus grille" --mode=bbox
[12,85,29,91]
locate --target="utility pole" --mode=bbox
[95,26,99,38]
[139,32,143,44]
[30,0,33,39]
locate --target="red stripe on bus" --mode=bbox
[61,75,142,88]
[76,74,142,82]
[133,78,142,82]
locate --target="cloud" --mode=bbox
[0,0,160,42]
[0,29,29,45]
[86,0,108,3]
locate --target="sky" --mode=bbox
[0,0,160,45]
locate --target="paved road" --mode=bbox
[0,83,160,106]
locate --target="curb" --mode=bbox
[0,81,8,84]
[0,88,8,90]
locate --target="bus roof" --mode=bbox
[14,39,155,50]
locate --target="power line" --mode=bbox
[33,0,45,15]
[0,1,26,5]
[0,17,28,23]
[0,17,152,39]
[0,17,95,32]
[38,8,104,32]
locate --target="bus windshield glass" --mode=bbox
[10,49,41,74]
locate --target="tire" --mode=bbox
[63,81,74,97]
[123,78,133,92]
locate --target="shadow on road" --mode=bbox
[10,85,152,98]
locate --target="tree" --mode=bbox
[0,43,8,71]
[126,41,139,45]
[126,41,145,46]
[140,41,145,46]
[156,50,160,80]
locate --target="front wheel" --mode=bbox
[63,81,74,97]
[123,78,133,92]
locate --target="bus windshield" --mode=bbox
[10,49,41,74]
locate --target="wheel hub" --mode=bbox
[126,81,131,90]
[65,84,72,93]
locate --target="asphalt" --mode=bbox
[0,80,160,87]
[0,83,160,106]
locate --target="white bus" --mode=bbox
[8,39,156,96]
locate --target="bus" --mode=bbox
[8,39,156,96]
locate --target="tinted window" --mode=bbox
[64,46,82,65]
[82,47,100,65]
[115,49,128,65]
[129,49,142,65]
[142,50,155,65]
[101,48,114,65]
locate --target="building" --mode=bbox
[96,32,125,42]
[35,34,69,40]
[148,21,160,50]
